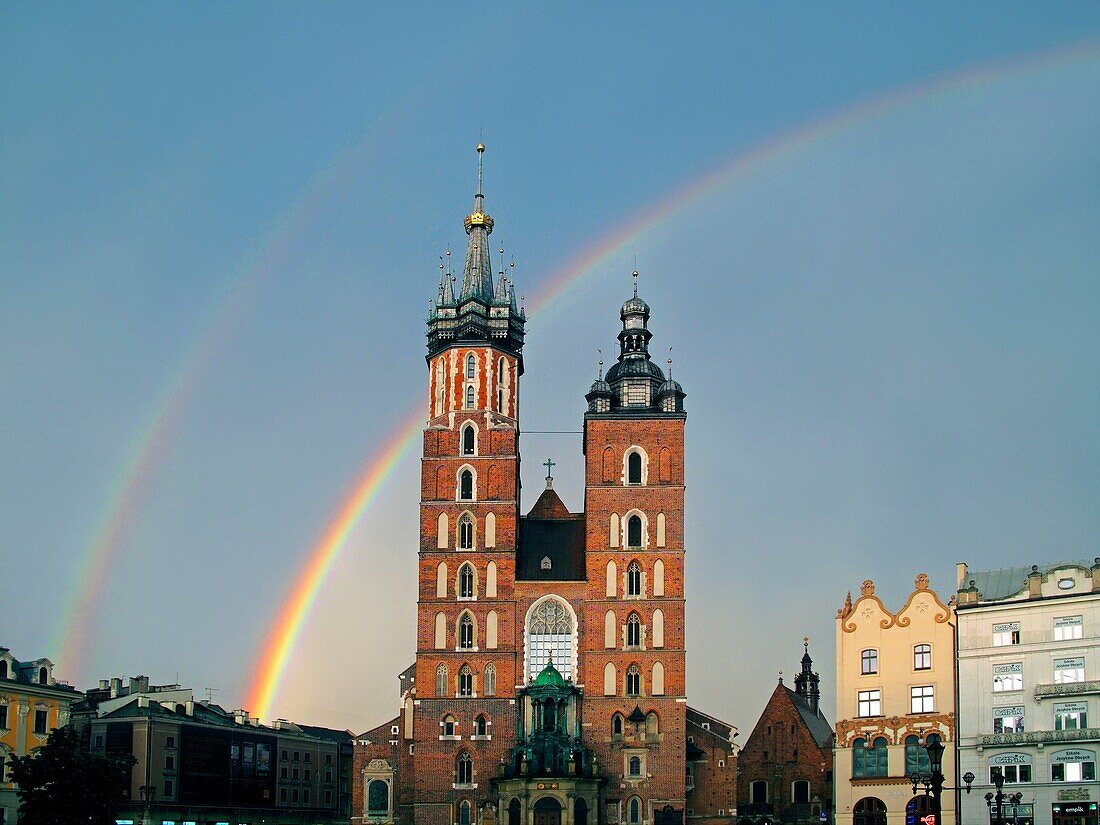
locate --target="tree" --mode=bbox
[7,725,136,825]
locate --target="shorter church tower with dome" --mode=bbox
[352,147,735,825]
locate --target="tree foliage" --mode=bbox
[7,725,136,825]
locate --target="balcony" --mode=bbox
[978,728,1100,747]
[1035,680,1100,700]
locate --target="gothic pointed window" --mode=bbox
[459,564,475,599]
[466,354,476,379]
[484,663,496,696]
[627,515,642,548]
[459,470,474,500]
[498,357,505,383]
[628,451,643,485]
[627,613,641,648]
[456,751,473,784]
[462,425,476,456]
[525,597,575,682]
[474,714,487,736]
[458,665,473,697]
[612,714,624,737]
[436,664,447,695]
[459,513,474,549]
[629,755,641,776]
[626,664,641,697]
[466,385,475,409]
[459,614,474,649]
[442,715,456,737]
[628,797,641,824]
[627,561,642,596]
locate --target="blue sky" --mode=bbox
[2,4,1099,733]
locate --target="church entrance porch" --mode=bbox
[534,796,563,825]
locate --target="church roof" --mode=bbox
[516,515,586,581]
[783,686,834,749]
[528,485,571,519]
[533,660,568,688]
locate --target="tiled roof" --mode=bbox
[785,688,834,749]
[969,558,1095,601]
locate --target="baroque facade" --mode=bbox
[833,576,956,825]
[955,558,1100,825]
[354,147,732,825]
[0,646,83,825]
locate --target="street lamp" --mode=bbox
[985,772,1008,825]
[908,734,964,825]
[138,784,157,825]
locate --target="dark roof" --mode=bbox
[528,486,571,519]
[968,558,1096,601]
[298,724,354,744]
[784,687,834,749]
[686,739,707,760]
[517,516,586,581]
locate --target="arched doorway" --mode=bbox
[854,798,887,825]
[906,795,934,825]
[533,796,562,825]
[508,798,521,825]
[575,798,588,825]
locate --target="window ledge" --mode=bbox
[470,734,492,741]
[453,783,478,790]
[439,735,461,741]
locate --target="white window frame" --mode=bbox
[858,689,881,717]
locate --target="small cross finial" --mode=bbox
[632,269,639,297]
[543,457,556,478]
[778,669,784,684]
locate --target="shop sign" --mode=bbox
[1054,657,1085,669]
[1058,788,1092,802]
[993,707,1025,718]
[993,622,1021,633]
[994,663,1023,675]
[1053,616,1082,628]
[1054,701,1088,714]
[1051,749,1095,763]
[1052,803,1097,815]
[990,753,1031,765]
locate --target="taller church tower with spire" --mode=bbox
[354,147,726,825]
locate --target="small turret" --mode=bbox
[793,637,821,714]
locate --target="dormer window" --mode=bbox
[541,556,552,571]
[38,667,48,685]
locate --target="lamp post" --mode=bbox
[985,772,1008,825]
[909,735,969,825]
[138,784,157,825]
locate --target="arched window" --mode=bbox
[498,357,506,383]
[628,796,642,824]
[497,387,504,411]
[38,667,47,685]
[853,737,889,778]
[459,513,474,549]
[466,354,476,379]
[646,711,659,738]
[436,664,447,695]
[905,735,931,775]
[459,614,474,649]
[484,663,496,696]
[793,780,810,804]
[906,797,934,823]
[575,798,588,825]
[612,713,624,737]
[485,514,497,549]
[627,515,642,548]
[652,609,665,648]
[652,661,665,695]
[606,559,618,595]
[442,714,456,736]
[462,425,476,456]
[458,665,473,697]
[456,751,473,784]
[459,470,474,500]
[474,714,487,736]
[465,385,475,409]
[627,613,641,647]
[627,561,642,596]
[525,597,575,682]
[751,780,769,804]
[626,664,641,697]
[629,755,642,776]
[436,562,448,597]
[367,779,389,814]
[914,644,932,670]
[0,660,7,679]
[508,799,521,825]
[602,447,615,483]
[486,610,498,648]
[853,798,887,825]
[861,648,878,675]
[628,451,643,484]
[459,564,475,599]
[459,800,473,825]
[604,610,617,648]
[437,512,449,549]
[604,662,616,696]
[653,559,664,595]
[435,613,447,649]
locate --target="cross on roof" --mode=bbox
[543,458,555,478]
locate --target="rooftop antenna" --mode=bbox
[475,142,486,204]
[632,268,639,298]
[203,687,219,703]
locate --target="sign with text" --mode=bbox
[993,663,1023,675]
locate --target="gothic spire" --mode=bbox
[460,143,495,301]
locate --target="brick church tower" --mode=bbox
[353,148,723,825]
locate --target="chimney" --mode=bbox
[184,701,194,716]
[99,680,110,690]
[130,675,150,694]
[956,562,968,591]
[1027,565,1043,598]
[1092,558,1100,592]
[110,677,122,697]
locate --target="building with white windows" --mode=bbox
[833,575,957,825]
[956,559,1100,825]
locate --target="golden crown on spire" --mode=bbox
[465,142,494,234]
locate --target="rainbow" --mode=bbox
[245,37,1100,720]
[53,120,396,681]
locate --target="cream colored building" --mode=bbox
[834,575,956,825]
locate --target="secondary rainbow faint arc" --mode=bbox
[244,37,1100,720]
[52,117,397,680]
